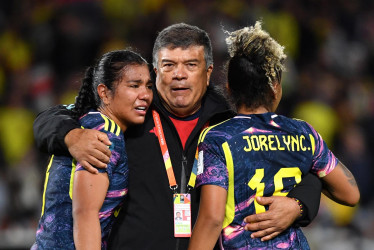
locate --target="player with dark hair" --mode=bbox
[188,21,360,249]
[31,49,153,249]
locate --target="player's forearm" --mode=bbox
[322,184,359,207]
[72,171,108,250]
[188,216,222,250]
[73,210,101,250]
[189,185,226,249]
[321,162,360,207]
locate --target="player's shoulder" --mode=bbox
[275,114,313,131]
[79,111,123,137]
[200,117,243,144]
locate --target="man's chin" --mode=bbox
[170,106,201,118]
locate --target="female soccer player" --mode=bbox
[188,21,360,250]
[31,49,153,249]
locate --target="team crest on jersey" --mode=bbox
[197,151,204,175]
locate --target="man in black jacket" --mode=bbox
[33,23,322,249]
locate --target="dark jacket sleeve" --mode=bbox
[33,105,80,156]
[287,173,322,227]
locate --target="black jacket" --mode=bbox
[33,86,321,250]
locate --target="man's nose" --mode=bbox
[173,65,187,80]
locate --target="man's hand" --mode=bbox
[65,128,112,174]
[244,196,300,241]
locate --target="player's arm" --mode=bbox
[33,105,112,173]
[72,169,109,250]
[244,173,322,241]
[321,162,360,206]
[188,185,227,250]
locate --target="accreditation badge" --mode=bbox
[173,193,191,237]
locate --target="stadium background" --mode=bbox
[0,0,373,249]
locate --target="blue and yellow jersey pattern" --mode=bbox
[32,111,128,249]
[196,113,338,249]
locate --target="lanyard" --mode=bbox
[152,110,199,193]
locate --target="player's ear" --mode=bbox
[97,83,110,105]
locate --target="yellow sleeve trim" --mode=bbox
[309,134,315,155]
[41,155,54,217]
[222,142,235,228]
[198,119,230,144]
[69,159,77,200]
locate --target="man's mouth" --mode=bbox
[172,87,189,92]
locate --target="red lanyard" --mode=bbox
[152,110,178,190]
[152,110,204,193]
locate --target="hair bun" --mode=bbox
[225,21,287,85]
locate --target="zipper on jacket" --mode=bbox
[180,154,188,193]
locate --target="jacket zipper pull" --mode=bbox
[180,155,187,193]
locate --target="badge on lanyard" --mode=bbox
[152,110,205,238]
[173,193,191,237]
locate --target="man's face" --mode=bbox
[154,46,213,117]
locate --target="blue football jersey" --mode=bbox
[32,111,128,249]
[196,113,338,249]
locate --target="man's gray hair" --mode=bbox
[152,23,213,69]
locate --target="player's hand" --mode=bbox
[65,128,111,174]
[243,196,300,241]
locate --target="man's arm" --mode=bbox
[33,105,80,155]
[33,105,112,173]
[244,174,322,241]
[288,173,322,226]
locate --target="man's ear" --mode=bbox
[97,84,110,105]
[225,82,231,95]
[206,65,213,86]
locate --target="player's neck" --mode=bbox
[237,106,271,115]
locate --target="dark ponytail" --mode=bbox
[227,55,272,110]
[72,66,97,118]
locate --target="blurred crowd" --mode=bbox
[0,0,373,249]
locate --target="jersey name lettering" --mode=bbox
[243,134,311,152]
